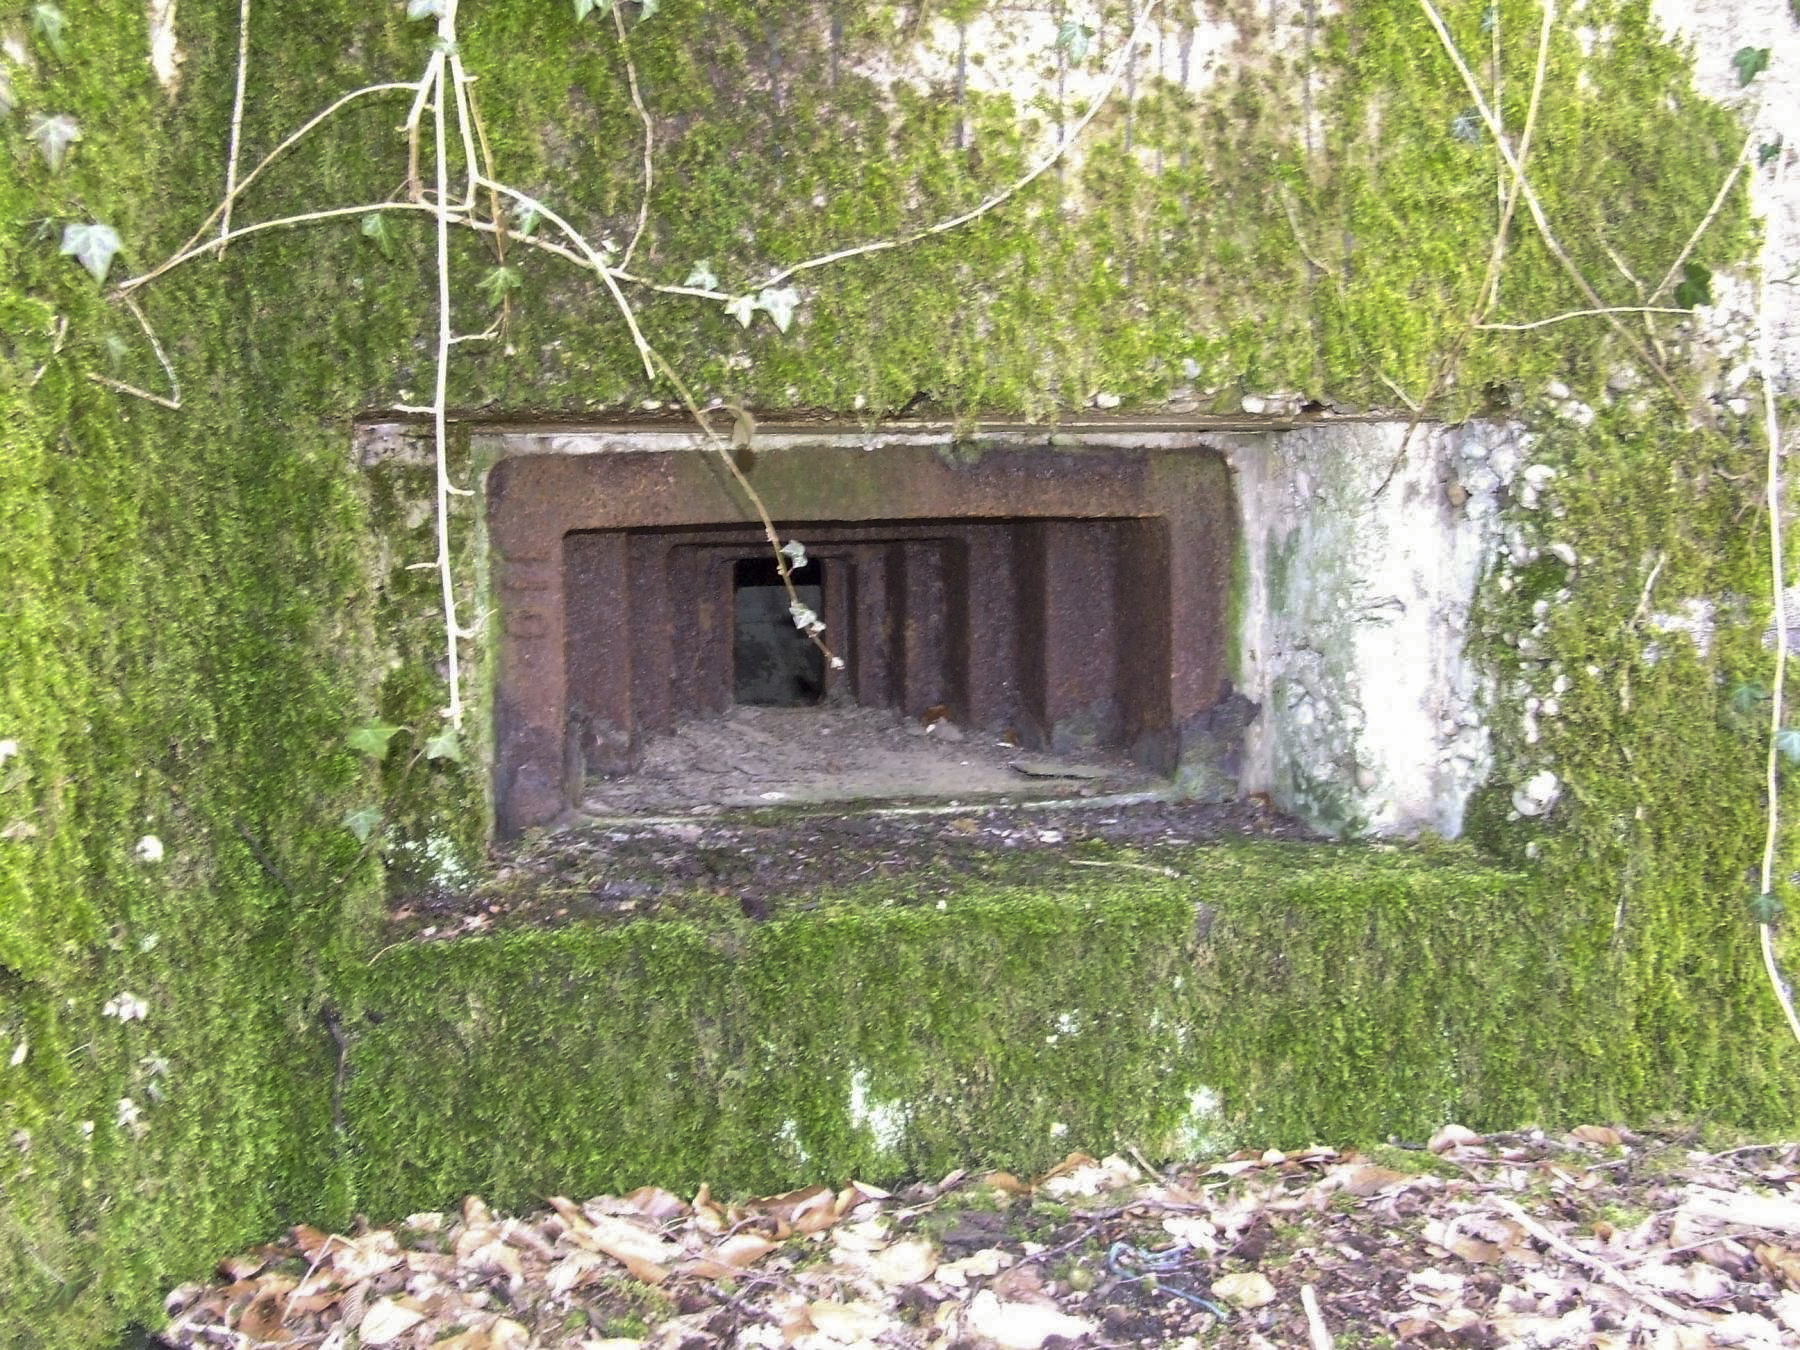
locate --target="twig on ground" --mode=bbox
[1487,1198,1712,1325]
[1301,1283,1334,1350]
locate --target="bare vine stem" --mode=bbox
[611,2,654,270]
[431,2,466,728]
[1649,120,1759,306]
[118,81,422,294]
[1477,306,1699,331]
[1414,0,1676,392]
[1370,0,1552,498]
[1476,0,1551,316]
[219,0,253,254]
[1754,142,1800,1046]
[117,0,1167,742]
[753,0,1161,292]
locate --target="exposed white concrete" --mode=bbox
[1652,0,1800,392]
[1230,420,1523,837]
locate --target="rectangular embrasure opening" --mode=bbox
[487,436,1235,831]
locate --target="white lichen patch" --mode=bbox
[147,0,182,93]
[1167,1085,1233,1159]
[847,1068,909,1156]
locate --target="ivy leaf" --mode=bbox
[1760,138,1783,168]
[726,294,757,327]
[1733,46,1771,87]
[60,222,120,283]
[347,722,403,757]
[1450,109,1482,144]
[1055,19,1093,64]
[574,0,614,19]
[1480,5,1498,33]
[1749,890,1784,924]
[684,260,720,291]
[757,285,800,333]
[102,334,130,372]
[478,264,523,307]
[509,199,540,237]
[406,0,444,17]
[361,211,395,260]
[1674,260,1713,309]
[342,806,382,843]
[32,4,68,60]
[781,539,809,570]
[639,0,660,16]
[1777,727,1800,765]
[423,727,463,763]
[1730,681,1768,716]
[27,114,80,172]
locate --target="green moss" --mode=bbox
[337,839,1666,1215]
[0,1,1787,1343]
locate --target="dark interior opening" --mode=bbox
[733,555,825,706]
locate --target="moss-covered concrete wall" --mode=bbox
[3,1,1798,1344]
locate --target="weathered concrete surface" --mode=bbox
[1229,421,1519,838]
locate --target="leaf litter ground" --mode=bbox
[158,1124,1800,1349]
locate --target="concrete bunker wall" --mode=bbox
[472,417,1523,841]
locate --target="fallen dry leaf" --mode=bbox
[357,1297,425,1346]
[963,1289,1095,1349]
[1571,1124,1625,1147]
[1429,1123,1484,1153]
[1327,1162,1412,1197]
[805,1298,892,1342]
[1211,1270,1277,1308]
[868,1236,937,1285]
[934,1247,1010,1287]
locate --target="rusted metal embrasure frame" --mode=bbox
[484,431,1238,834]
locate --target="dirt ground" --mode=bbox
[158,1125,1800,1349]
[576,705,1164,816]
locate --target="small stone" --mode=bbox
[1240,394,1267,415]
[1511,769,1560,817]
[1546,380,1571,400]
[1547,541,1578,568]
